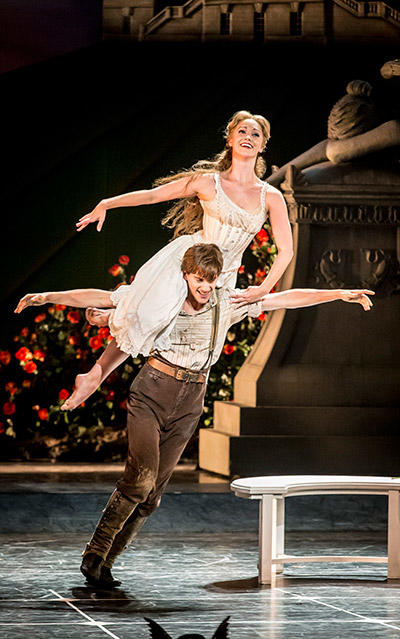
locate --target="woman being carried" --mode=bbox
[17,110,293,409]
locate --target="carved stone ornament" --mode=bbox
[296,204,400,226]
[280,165,308,192]
[315,248,398,290]
[381,60,400,80]
[359,249,388,289]
[315,249,347,288]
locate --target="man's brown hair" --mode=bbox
[181,243,223,282]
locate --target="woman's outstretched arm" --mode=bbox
[260,288,374,312]
[14,289,114,314]
[76,174,212,232]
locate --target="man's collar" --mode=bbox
[181,288,218,315]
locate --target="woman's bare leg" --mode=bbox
[61,340,129,411]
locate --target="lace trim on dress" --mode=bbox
[214,172,269,223]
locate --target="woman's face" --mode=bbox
[228,118,265,158]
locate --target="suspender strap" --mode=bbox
[202,289,220,370]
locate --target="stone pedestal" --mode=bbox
[199,159,400,476]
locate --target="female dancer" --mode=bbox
[18,110,293,409]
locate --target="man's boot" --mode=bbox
[100,510,148,587]
[80,490,137,585]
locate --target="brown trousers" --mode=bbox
[116,362,206,517]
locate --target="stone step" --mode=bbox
[199,429,400,477]
[214,403,400,436]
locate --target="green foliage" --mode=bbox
[0,230,276,461]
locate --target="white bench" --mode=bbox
[230,475,400,585]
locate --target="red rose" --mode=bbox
[120,399,128,410]
[34,313,46,323]
[59,389,70,400]
[238,265,245,274]
[24,361,37,374]
[33,349,45,362]
[3,401,15,416]
[38,408,49,420]
[105,390,115,401]
[22,380,31,388]
[0,423,4,434]
[5,382,18,395]
[67,311,81,324]
[255,268,266,284]
[20,327,29,337]
[258,312,267,321]
[68,334,80,346]
[0,351,11,365]
[118,255,130,265]
[89,336,103,351]
[223,344,235,355]
[98,327,110,339]
[256,228,269,243]
[15,347,33,362]
[56,304,66,311]
[109,264,122,277]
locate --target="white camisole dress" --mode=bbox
[109,173,270,357]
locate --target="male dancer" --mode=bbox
[15,244,373,587]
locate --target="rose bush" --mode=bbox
[1,226,276,461]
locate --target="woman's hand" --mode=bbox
[14,293,48,314]
[230,286,266,308]
[340,289,374,311]
[76,201,107,232]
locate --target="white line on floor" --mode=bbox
[276,588,400,631]
[49,589,121,639]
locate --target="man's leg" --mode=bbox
[103,376,206,574]
[81,365,162,585]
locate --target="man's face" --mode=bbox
[183,271,219,306]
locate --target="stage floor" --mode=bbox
[1,531,399,639]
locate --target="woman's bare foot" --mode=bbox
[85,307,112,327]
[61,363,102,411]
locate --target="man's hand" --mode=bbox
[340,289,375,311]
[76,201,107,232]
[14,293,48,314]
[230,286,265,308]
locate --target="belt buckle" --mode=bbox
[177,369,190,382]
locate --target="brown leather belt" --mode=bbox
[147,357,207,384]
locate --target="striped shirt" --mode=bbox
[152,287,262,371]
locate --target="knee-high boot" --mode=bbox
[80,490,137,584]
[100,510,148,586]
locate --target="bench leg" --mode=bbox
[259,494,277,585]
[275,497,285,574]
[388,490,400,579]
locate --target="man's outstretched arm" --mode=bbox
[14,288,114,314]
[260,288,374,312]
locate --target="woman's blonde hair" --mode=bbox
[157,110,271,239]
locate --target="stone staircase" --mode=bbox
[140,0,400,39]
[335,0,400,27]
[140,0,203,38]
